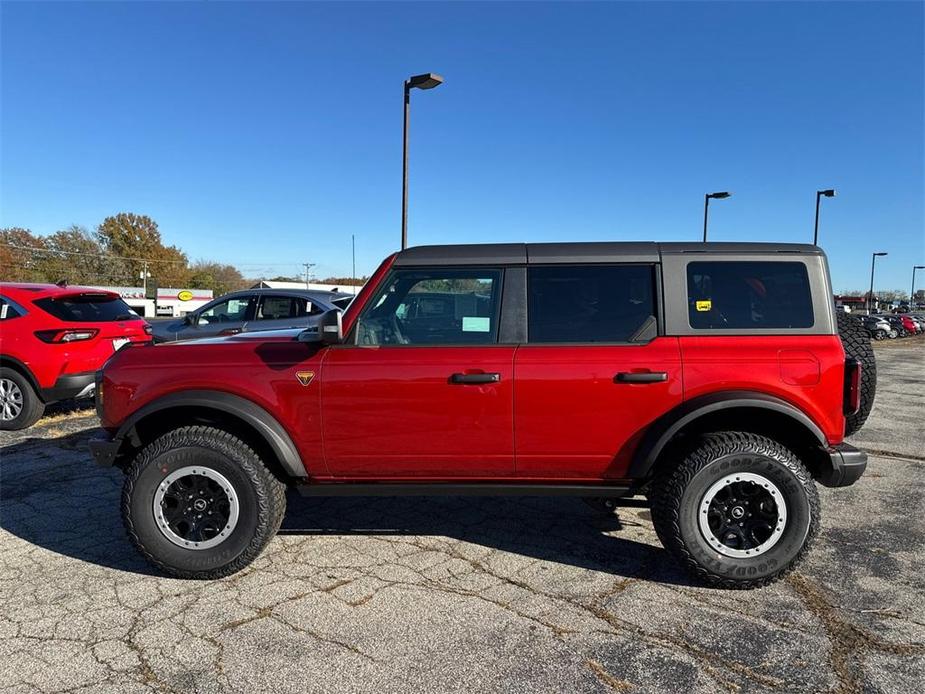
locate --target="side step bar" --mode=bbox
[296,483,633,498]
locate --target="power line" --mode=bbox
[0,241,313,271]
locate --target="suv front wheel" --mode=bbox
[651,432,819,589]
[122,426,286,579]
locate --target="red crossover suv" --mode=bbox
[0,283,151,429]
[91,242,875,588]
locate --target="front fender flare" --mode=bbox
[629,391,827,480]
[115,390,307,478]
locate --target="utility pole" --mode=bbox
[303,263,315,289]
[352,235,357,295]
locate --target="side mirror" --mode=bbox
[298,309,343,344]
[184,313,196,325]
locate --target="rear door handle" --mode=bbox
[450,372,501,385]
[614,371,668,384]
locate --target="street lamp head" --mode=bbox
[707,191,731,199]
[915,265,925,269]
[407,73,444,90]
[818,189,836,198]
[873,252,888,257]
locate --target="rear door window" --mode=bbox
[527,265,657,343]
[254,295,322,321]
[687,261,814,329]
[35,294,139,322]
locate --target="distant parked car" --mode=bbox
[150,288,354,343]
[0,282,151,430]
[860,315,893,340]
[877,314,911,338]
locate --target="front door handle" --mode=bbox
[450,372,501,385]
[614,371,668,384]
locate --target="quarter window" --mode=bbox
[355,269,502,345]
[528,265,657,343]
[687,261,814,329]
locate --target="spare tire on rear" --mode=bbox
[837,312,876,436]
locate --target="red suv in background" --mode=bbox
[0,282,151,430]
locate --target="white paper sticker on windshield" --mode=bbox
[462,316,490,332]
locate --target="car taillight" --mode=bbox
[34,328,99,343]
[844,358,861,415]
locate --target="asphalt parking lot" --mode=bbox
[1,339,923,694]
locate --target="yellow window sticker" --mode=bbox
[695,300,712,312]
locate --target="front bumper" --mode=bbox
[818,443,868,487]
[88,432,120,467]
[40,372,96,404]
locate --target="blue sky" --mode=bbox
[2,1,923,292]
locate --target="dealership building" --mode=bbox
[89,286,213,318]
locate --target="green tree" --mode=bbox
[321,276,367,286]
[40,225,130,286]
[0,228,47,282]
[188,260,248,296]
[96,213,190,288]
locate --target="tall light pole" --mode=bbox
[703,192,731,242]
[402,72,444,250]
[912,265,925,309]
[813,188,836,246]
[868,252,888,314]
[352,234,357,295]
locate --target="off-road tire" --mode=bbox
[650,432,820,589]
[836,312,876,436]
[0,367,45,431]
[122,426,287,579]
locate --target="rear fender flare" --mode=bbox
[629,391,826,480]
[0,356,42,397]
[116,390,307,478]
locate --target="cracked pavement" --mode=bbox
[1,341,923,693]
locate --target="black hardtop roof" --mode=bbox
[393,242,823,266]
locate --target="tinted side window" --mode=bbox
[0,298,23,320]
[199,297,253,324]
[687,261,813,329]
[355,269,502,345]
[255,296,322,321]
[528,265,656,343]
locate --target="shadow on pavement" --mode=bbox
[1,428,692,586]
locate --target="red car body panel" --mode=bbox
[678,336,847,443]
[1,283,150,397]
[513,338,683,479]
[322,344,515,477]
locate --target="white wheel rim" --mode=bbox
[0,378,24,421]
[153,466,240,550]
[698,472,788,558]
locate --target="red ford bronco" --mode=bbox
[90,242,875,588]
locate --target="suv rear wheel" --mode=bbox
[0,367,45,431]
[122,426,286,579]
[651,432,819,589]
